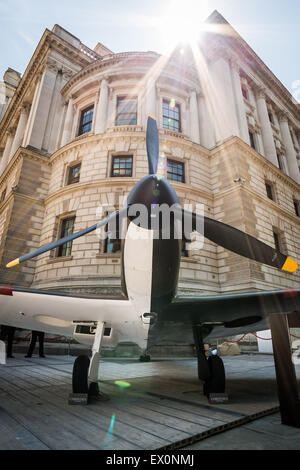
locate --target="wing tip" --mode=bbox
[6,258,19,269]
[282,257,298,273]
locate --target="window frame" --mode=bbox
[115,96,137,126]
[294,200,300,217]
[78,105,94,136]
[162,99,181,133]
[249,130,257,151]
[273,230,281,252]
[111,155,133,178]
[166,158,185,183]
[265,181,275,201]
[103,210,122,255]
[57,216,76,258]
[268,111,274,125]
[0,187,6,204]
[67,163,81,186]
[242,87,248,100]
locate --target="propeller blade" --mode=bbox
[181,208,298,273]
[6,208,128,268]
[146,114,159,175]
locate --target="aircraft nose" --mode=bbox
[127,175,179,209]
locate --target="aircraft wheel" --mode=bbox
[203,355,225,396]
[72,355,90,394]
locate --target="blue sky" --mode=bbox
[0,0,299,93]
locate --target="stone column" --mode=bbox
[279,113,300,184]
[256,88,278,166]
[25,64,58,151]
[189,90,200,144]
[22,76,42,147]
[198,92,215,149]
[61,97,74,147]
[94,78,109,134]
[0,130,14,175]
[9,103,29,160]
[210,54,240,141]
[230,61,250,144]
[42,69,64,153]
[145,80,156,126]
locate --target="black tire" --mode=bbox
[89,382,100,397]
[72,355,90,394]
[203,355,225,396]
[139,354,151,362]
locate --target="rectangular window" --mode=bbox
[273,231,281,252]
[167,159,184,183]
[111,155,133,177]
[0,188,6,204]
[277,153,283,171]
[163,100,181,132]
[57,217,75,257]
[265,182,274,200]
[294,200,300,217]
[268,112,274,125]
[249,131,256,150]
[104,212,121,254]
[78,106,94,135]
[242,87,248,100]
[116,97,137,126]
[67,163,81,185]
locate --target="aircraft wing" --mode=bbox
[0,287,137,338]
[160,289,300,326]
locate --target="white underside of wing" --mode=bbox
[0,293,148,349]
[0,222,154,350]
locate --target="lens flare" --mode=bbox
[114,380,131,390]
[169,99,176,108]
[108,414,116,434]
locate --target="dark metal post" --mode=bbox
[192,324,210,381]
[269,314,300,428]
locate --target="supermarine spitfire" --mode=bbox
[1,115,300,397]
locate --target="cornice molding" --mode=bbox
[212,136,300,191]
[49,129,210,165]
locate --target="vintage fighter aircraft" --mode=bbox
[1,115,300,398]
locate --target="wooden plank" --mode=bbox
[0,406,49,450]
[0,390,105,450]
[29,387,171,449]
[33,385,179,449]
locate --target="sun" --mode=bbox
[156,0,211,49]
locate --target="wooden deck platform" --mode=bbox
[0,354,299,450]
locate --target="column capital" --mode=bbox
[189,88,201,97]
[45,57,60,74]
[229,58,240,73]
[61,68,73,80]
[19,102,31,113]
[256,87,267,100]
[7,127,15,136]
[278,111,289,123]
[208,42,233,64]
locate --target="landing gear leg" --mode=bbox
[193,325,210,382]
[88,322,109,400]
[193,324,226,399]
[71,322,109,402]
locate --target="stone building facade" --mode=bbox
[0,11,300,338]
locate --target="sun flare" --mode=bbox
[156,0,211,48]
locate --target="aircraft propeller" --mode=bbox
[6,115,298,274]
